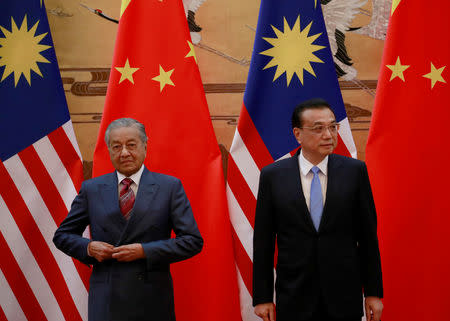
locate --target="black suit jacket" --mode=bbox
[253,152,383,320]
[53,167,203,321]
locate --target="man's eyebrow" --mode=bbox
[111,138,138,142]
[311,120,337,125]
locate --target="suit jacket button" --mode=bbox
[137,272,145,280]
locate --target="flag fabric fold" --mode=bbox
[226,1,356,320]
[366,1,450,321]
[92,1,241,321]
[0,1,90,320]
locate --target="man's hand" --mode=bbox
[112,243,145,262]
[365,296,383,321]
[88,241,114,262]
[255,303,275,321]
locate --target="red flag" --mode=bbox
[92,1,241,321]
[366,1,450,320]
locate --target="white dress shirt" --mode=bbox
[298,151,328,211]
[117,164,145,196]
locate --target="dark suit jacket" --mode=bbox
[53,167,203,321]
[253,152,383,320]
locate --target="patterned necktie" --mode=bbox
[119,178,135,219]
[310,166,323,231]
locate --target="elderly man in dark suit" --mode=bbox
[53,118,203,321]
[253,99,383,321]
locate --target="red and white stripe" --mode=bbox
[0,120,90,321]
[226,104,356,321]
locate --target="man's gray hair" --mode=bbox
[104,118,148,146]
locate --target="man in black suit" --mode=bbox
[253,99,383,321]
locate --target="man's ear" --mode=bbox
[293,127,301,144]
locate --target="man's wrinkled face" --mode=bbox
[108,126,147,176]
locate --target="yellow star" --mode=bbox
[120,0,132,18]
[391,0,402,15]
[185,41,197,63]
[0,15,51,87]
[386,56,409,81]
[152,65,175,92]
[115,58,140,84]
[260,16,325,86]
[423,62,446,89]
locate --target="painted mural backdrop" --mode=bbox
[44,0,391,177]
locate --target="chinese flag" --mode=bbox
[366,1,450,320]
[92,1,241,321]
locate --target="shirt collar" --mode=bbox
[117,164,145,186]
[299,150,328,176]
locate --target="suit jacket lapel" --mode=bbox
[319,154,342,232]
[98,172,126,230]
[131,168,159,226]
[290,151,317,232]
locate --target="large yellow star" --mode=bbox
[152,65,175,92]
[386,56,410,81]
[115,58,140,84]
[185,41,197,63]
[0,15,51,87]
[391,0,402,15]
[260,16,325,86]
[423,62,446,89]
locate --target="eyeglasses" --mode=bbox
[299,123,340,135]
[109,142,139,154]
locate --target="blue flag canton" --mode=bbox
[0,1,69,161]
[244,0,347,160]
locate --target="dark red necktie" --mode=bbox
[119,178,135,219]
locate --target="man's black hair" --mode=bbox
[291,98,336,129]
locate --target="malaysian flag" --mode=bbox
[226,0,356,320]
[0,1,90,320]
